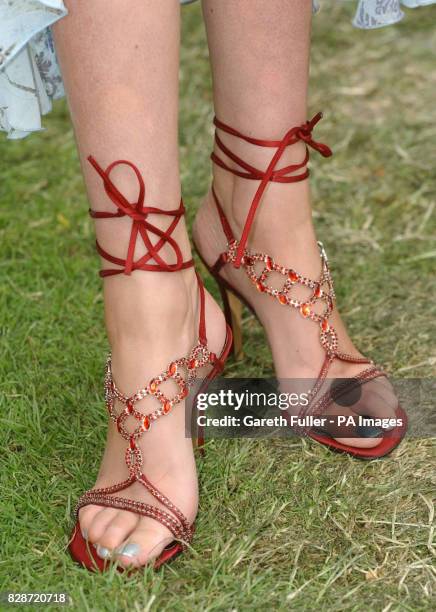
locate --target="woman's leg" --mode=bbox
[194,0,397,447]
[54,0,224,566]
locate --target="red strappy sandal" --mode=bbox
[69,156,232,572]
[193,113,407,460]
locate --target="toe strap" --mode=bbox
[297,365,387,434]
[75,491,193,545]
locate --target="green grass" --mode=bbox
[1,2,435,611]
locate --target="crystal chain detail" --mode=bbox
[104,343,217,478]
[223,240,339,355]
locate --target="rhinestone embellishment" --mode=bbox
[104,341,217,478]
[224,239,338,355]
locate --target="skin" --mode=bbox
[53,0,397,567]
[193,0,397,438]
[53,0,225,568]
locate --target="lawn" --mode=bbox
[0,2,435,611]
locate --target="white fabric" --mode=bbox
[1,0,435,139]
[402,0,436,6]
[353,0,436,28]
[0,1,67,139]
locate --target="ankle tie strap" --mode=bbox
[211,112,332,268]
[88,156,194,277]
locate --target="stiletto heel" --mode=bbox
[218,282,244,360]
[194,113,407,460]
[69,156,233,572]
[192,401,205,456]
[192,325,232,455]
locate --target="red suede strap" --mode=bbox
[195,270,207,346]
[211,112,332,267]
[88,156,194,277]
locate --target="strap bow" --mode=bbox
[88,156,193,277]
[211,113,332,267]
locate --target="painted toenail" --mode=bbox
[96,545,111,560]
[118,543,141,558]
[356,424,383,438]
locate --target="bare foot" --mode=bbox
[193,144,398,448]
[78,268,226,567]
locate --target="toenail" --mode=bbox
[118,543,141,558]
[356,424,383,438]
[81,528,88,540]
[96,545,111,560]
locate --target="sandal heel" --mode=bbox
[192,431,205,456]
[192,323,233,456]
[218,283,243,361]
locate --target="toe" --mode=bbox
[351,377,398,420]
[96,510,139,553]
[329,433,384,449]
[116,517,174,568]
[317,376,399,448]
[78,505,103,540]
[320,405,384,448]
[87,507,119,546]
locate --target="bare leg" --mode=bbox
[54,0,224,566]
[194,0,397,447]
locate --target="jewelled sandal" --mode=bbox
[69,156,232,572]
[194,113,407,459]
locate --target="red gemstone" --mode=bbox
[169,362,177,376]
[256,281,265,293]
[181,386,189,399]
[278,294,287,305]
[127,401,134,414]
[209,352,217,364]
[188,358,197,370]
[142,416,151,431]
[265,257,273,271]
[163,401,171,414]
[314,285,322,298]
[300,304,311,318]
[129,437,136,450]
[243,256,254,266]
[288,270,298,283]
[149,380,158,394]
[322,319,330,332]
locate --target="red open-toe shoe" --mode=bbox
[193,113,407,460]
[69,156,232,572]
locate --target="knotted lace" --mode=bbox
[88,156,193,277]
[211,112,333,267]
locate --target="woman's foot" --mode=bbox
[193,150,398,449]
[78,268,226,567]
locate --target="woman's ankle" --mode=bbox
[196,172,321,279]
[104,268,198,354]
